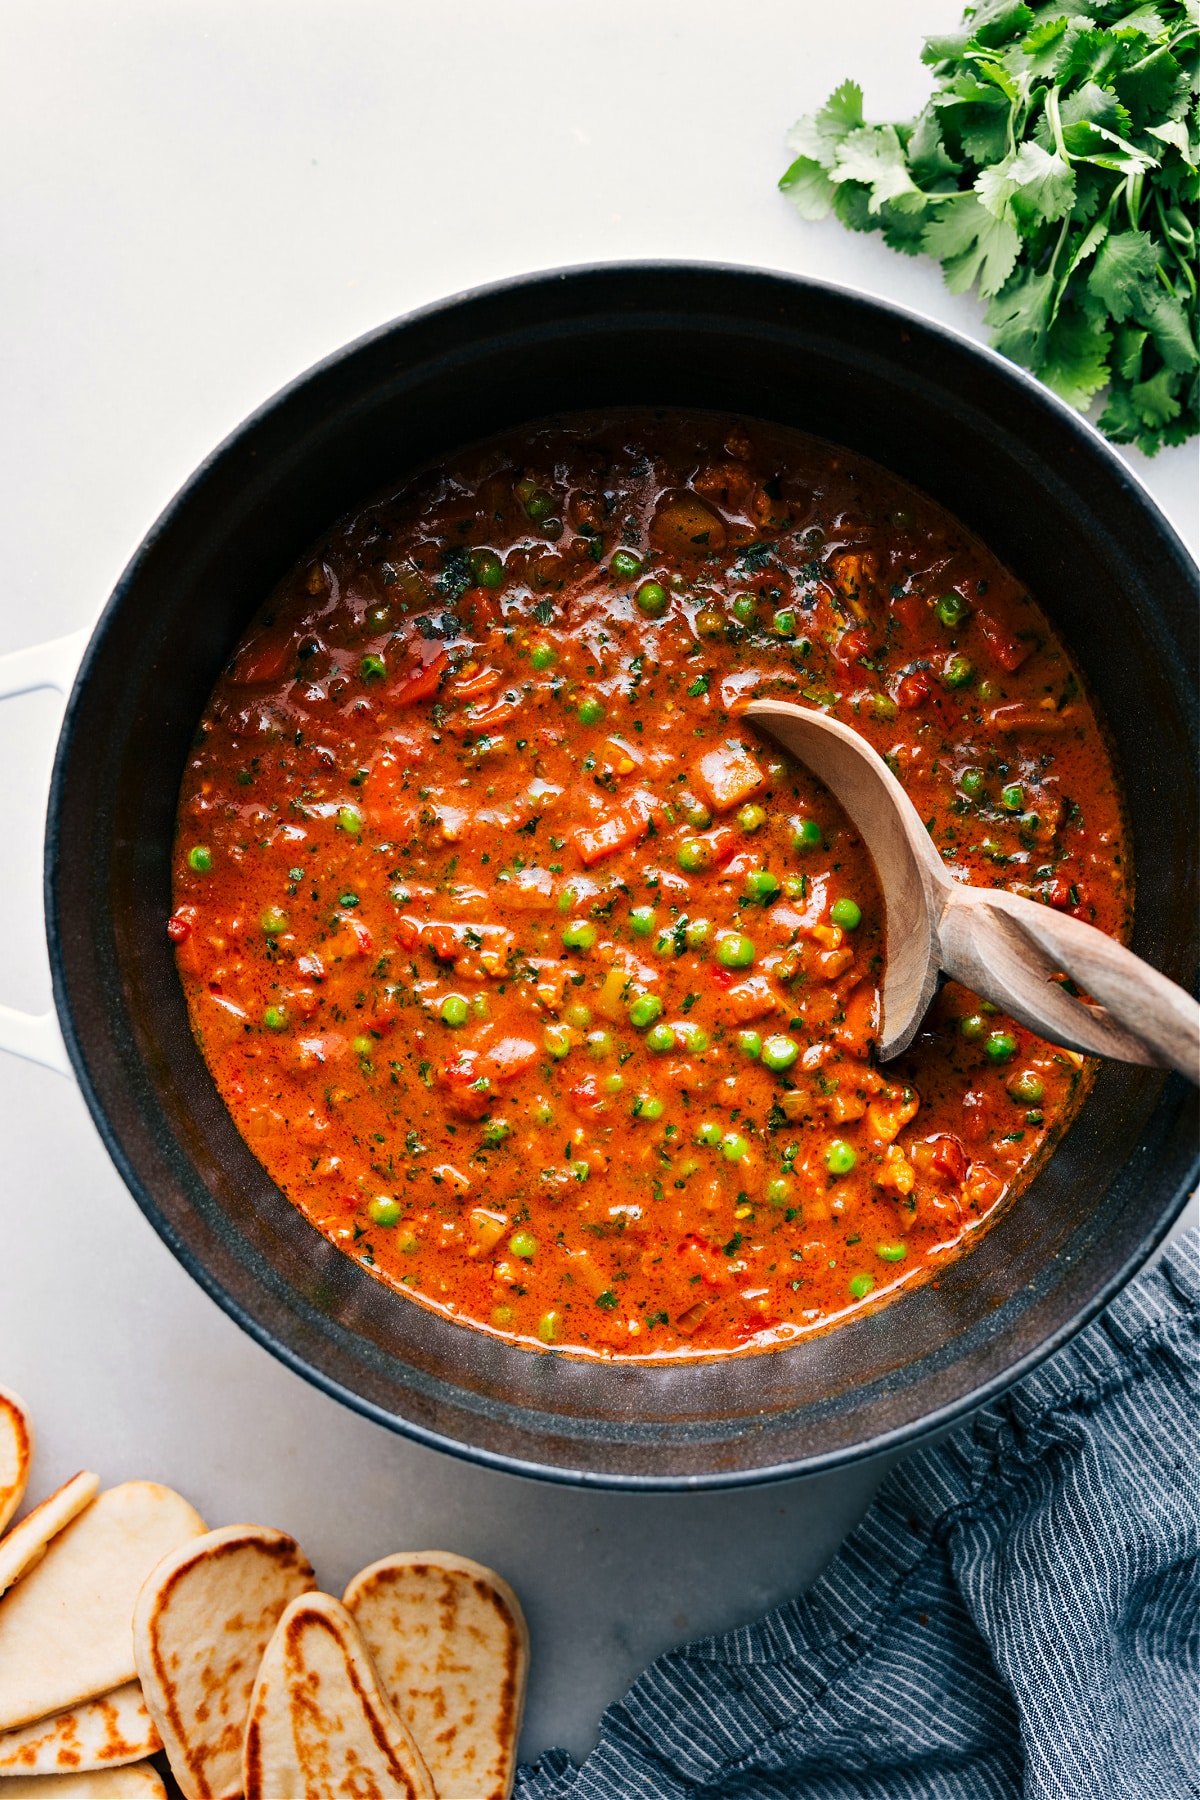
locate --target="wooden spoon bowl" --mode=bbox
[747,699,1200,1082]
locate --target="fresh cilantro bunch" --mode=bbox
[780,0,1198,453]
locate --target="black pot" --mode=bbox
[47,263,1198,1488]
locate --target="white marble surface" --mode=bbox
[0,0,1195,1765]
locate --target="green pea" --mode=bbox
[695,1121,722,1147]
[829,898,862,931]
[629,905,656,936]
[683,799,713,829]
[586,1029,614,1059]
[610,548,643,579]
[825,1140,857,1175]
[492,1303,514,1326]
[636,580,668,617]
[337,805,363,836]
[523,488,554,522]
[870,693,898,722]
[1026,1109,1044,1126]
[877,1242,907,1262]
[738,1030,762,1060]
[720,1132,750,1162]
[685,917,712,951]
[645,1023,677,1053]
[745,870,780,904]
[675,1021,710,1054]
[364,603,392,631]
[482,1120,511,1146]
[985,1031,1018,1063]
[849,1273,876,1299]
[577,697,605,726]
[368,1196,402,1228]
[937,591,971,628]
[677,839,711,874]
[509,1229,538,1260]
[532,1101,555,1125]
[360,653,387,682]
[978,679,998,702]
[1009,1070,1044,1102]
[715,932,755,969]
[565,1002,592,1030]
[543,1023,572,1058]
[1000,784,1025,812]
[352,1035,374,1056]
[738,802,767,833]
[761,1035,799,1072]
[649,930,675,959]
[960,1013,988,1041]
[764,1175,792,1207]
[468,547,504,588]
[634,1094,665,1120]
[603,1071,625,1094]
[695,608,724,639]
[263,1005,287,1032]
[441,995,470,1027]
[187,845,212,874]
[397,1233,420,1254]
[627,994,663,1029]
[472,994,490,1020]
[531,643,557,670]
[261,907,289,936]
[943,654,974,689]
[773,609,797,639]
[960,767,984,796]
[537,1309,561,1343]
[731,595,756,624]
[561,920,598,952]
[792,818,822,851]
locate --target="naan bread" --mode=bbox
[0,1763,166,1797]
[0,1681,160,1777]
[0,1385,33,1534]
[0,1482,206,1730]
[0,1472,100,1602]
[134,1523,315,1800]
[344,1551,529,1800]
[242,1591,435,1800]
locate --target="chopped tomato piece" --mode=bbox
[231,634,291,685]
[912,1134,968,1187]
[389,646,450,707]
[897,671,931,710]
[977,612,1030,671]
[833,627,871,669]
[167,908,195,944]
[423,924,458,962]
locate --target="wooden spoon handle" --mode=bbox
[937,884,1199,1081]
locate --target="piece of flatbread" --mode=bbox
[0,1481,206,1732]
[0,1680,161,1777]
[344,1551,529,1800]
[242,1591,435,1800]
[0,1386,33,1535]
[0,1763,166,1797]
[0,1472,100,1603]
[133,1523,316,1800]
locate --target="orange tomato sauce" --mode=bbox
[171,414,1127,1360]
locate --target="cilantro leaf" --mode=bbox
[779,0,1198,455]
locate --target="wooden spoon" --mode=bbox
[746,699,1200,1082]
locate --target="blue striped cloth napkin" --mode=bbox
[517,1229,1199,1800]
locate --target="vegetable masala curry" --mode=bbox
[171,414,1127,1360]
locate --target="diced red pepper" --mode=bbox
[167,911,192,944]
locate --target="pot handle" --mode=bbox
[0,629,90,1078]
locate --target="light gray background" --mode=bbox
[1,1,1195,1765]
